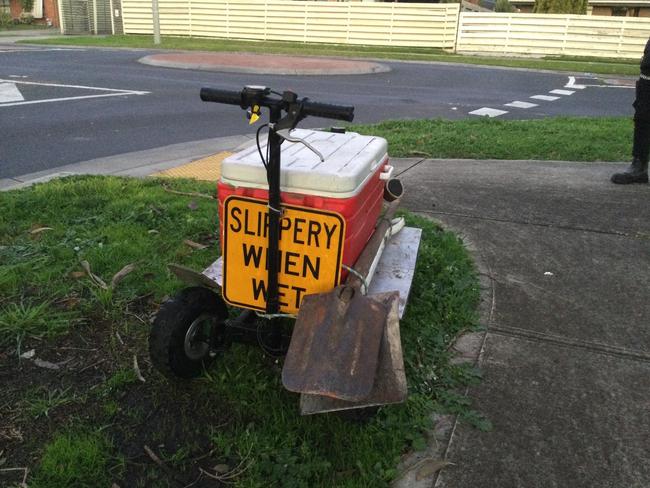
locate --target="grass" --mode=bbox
[21,34,640,76]
[352,117,632,161]
[0,301,72,351]
[0,175,481,487]
[22,386,77,419]
[29,430,124,488]
[0,23,51,31]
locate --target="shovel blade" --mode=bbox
[299,292,407,415]
[282,285,387,402]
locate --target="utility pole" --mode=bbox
[152,0,161,45]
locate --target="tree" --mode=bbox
[20,0,34,12]
[495,0,516,12]
[533,0,588,14]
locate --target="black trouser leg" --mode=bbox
[611,79,650,183]
[632,116,650,162]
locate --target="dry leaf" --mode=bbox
[133,355,145,383]
[56,296,81,309]
[34,358,61,370]
[70,271,86,279]
[214,464,230,474]
[80,261,108,290]
[415,459,454,481]
[29,227,53,234]
[184,239,208,250]
[111,263,136,289]
[19,349,35,359]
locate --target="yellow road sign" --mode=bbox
[222,196,345,314]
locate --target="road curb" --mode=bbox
[138,52,391,76]
[1,134,254,191]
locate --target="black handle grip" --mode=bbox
[200,87,242,106]
[200,86,355,122]
[302,100,354,122]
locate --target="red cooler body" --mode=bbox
[218,129,390,282]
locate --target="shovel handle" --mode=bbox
[345,199,401,291]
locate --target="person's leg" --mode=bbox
[612,82,650,184]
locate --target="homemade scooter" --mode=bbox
[148,86,421,414]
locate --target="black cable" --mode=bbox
[256,123,269,170]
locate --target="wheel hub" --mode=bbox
[184,313,214,361]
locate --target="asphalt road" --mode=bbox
[0,44,635,179]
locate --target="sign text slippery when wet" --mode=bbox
[222,196,344,314]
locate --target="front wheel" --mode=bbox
[149,287,228,379]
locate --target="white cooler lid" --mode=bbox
[221,129,388,198]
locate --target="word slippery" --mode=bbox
[222,196,345,314]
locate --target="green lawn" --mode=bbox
[0,23,51,30]
[0,176,481,487]
[22,34,641,76]
[353,117,633,161]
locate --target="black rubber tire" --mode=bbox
[149,287,228,379]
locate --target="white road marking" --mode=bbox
[566,76,586,90]
[0,92,148,107]
[0,78,150,108]
[505,101,538,109]
[0,48,85,53]
[578,84,633,89]
[550,89,575,96]
[0,82,24,103]
[469,107,508,117]
[531,95,560,101]
[0,78,149,94]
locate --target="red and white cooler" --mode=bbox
[217,128,391,313]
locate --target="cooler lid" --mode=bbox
[221,129,388,197]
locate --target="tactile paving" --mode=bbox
[153,152,231,181]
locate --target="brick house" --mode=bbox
[2,0,60,27]
[510,0,650,15]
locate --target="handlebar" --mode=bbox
[200,86,354,123]
[199,87,242,106]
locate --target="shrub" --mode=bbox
[0,11,14,27]
[534,0,588,13]
[495,0,516,11]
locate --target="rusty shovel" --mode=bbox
[282,199,403,402]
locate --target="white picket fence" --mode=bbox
[119,0,650,59]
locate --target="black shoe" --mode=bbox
[611,157,649,184]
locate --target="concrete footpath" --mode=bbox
[392,158,650,488]
[4,144,649,487]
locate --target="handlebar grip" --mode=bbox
[302,100,355,122]
[200,87,242,106]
